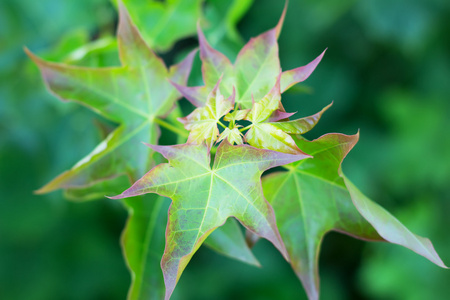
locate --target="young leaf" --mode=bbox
[27,3,195,193]
[178,80,235,149]
[118,0,202,52]
[218,127,244,145]
[266,110,296,122]
[110,141,310,299]
[270,102,332,134]
[174,4,326,108]
[244,79,329,154]
[262,133,447,300]
[223,108,250,122]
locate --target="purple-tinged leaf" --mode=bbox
[174,5,288,108]
[28,3,194,193]
[232,7,285,107]
[169,81,208,107]
[111,141,310,299]
[197,23,234,93]
[263,133,447,300]
[271,102,332,134]
[280,49,326,92]
[174,3,325,109]
[266,110,296,122]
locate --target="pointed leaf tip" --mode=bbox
[281,49,327,92]
[275,0,288,38]
[343,177,448,269]
[169,81,207,107]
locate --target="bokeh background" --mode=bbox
[1,0,449,299]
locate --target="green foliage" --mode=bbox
[115,0,202,52]
[264,133,446,300]
[111,141,307,298]
[13,0,448,299]
[28,5,194,194]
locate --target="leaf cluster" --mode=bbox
[28,1,447,300]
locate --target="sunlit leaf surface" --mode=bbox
[111,141,310,299]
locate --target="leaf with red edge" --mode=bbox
[110,141,310,299]
[244,79,330,154]
[271,102,332,134]
[27,3,195,193]
[173,3,326,108]
[262,133,447,300]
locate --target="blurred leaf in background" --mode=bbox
[115,0,202,52]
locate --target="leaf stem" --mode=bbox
[154,117,189,138]
[239,125,252,132]
[217,120,227,129]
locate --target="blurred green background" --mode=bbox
[1,0,449,299]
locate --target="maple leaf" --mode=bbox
[118,0,202,52]
[218,127,244,145]
[172,3,326,108]
[110,141,311,299]
[262,133,447,300]
[27,3,195,193]
[178,79,235,149]
[244,77,331,154]
[121,192,259,300]
[223,108,250,123]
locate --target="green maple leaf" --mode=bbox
[244,77,332,154]
[27,3,195,193]
[117,0,202,52]
[172,4,326,108]
[178,79,235,149]
[122,194,168,300]
[110,141,311,299]
[121,193,259,300]
[218,127,244,145]
[262,133,447,300]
